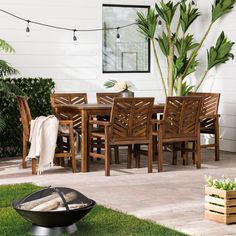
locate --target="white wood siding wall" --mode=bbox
[0,0,236,152]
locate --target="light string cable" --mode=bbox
[0,8,137,34]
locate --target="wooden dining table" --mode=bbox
[54,103,165,172]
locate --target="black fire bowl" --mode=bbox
[12,187,96,236]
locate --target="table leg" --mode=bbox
[81,110,88,172]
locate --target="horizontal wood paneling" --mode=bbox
[0,0,236,152]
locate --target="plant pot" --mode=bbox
[205,186,236,224]
[119,90,134,98]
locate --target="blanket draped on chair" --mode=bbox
[27,115,59,174]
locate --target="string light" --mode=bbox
[0,8,137,42]
[116,27,120,42]
[73,29,77,41]
[26,20,30,37]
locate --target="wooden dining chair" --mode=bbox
[50,93,87,132]
[189,92,220,161]
[96,92,121,163]
[17,96,76,174]
[153,96,202,172]
[50,93,88,153]
[88,97,154,176]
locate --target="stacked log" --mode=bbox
[19,192,88,211]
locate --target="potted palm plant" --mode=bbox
[0,38,22,132]
[136,0,235,96]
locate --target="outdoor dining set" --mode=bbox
[16,91,220,176]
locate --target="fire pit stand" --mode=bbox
[31,223,77,236]
[12,187,96,236]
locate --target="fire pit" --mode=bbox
[12,187,96,236]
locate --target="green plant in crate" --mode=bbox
[137,0,235,96]
[205,175,236,191]
[0,38,22,132]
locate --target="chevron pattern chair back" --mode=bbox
[162,96,202,140]
[96,92,121,104]
[50,93,87,130]
[110,97,154,143]
[189,92,221,161]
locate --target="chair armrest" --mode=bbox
[89,120,110,127]
[59,120,73,126]
[200,114,220,120]
[151,119,165,125]
[152,119,165,136]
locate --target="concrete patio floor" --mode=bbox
[1,149,236,236]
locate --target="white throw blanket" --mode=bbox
[27,115,59,174]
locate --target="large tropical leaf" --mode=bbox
[180,1,200,33]
[0,39,15,53]
[155,0,179,25]
[212,0,236,23]
[180,81,195,96]
[103,80,117,88]
[176,34,199,57]
[0,60,19,77]
[185,56,198,76]
[136,9,158,39]
[207,31,234,70]
[156,32,169,56]
[173,54,198,80]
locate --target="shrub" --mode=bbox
[0,78,55,157]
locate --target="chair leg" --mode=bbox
[127,145,132,169]
[148,142,153,173]
[105,141,110,176]
[214,118,220,161]
[152,135,158,161]
[182,142,188,165]
[32,158,37,175]
[134,144,140,168]
[114,147,119,164]
[97,137,101,154]
[195,139,201,169]
[192,142,196,164]
[69,125,76,173]
[158,139,163,172]
[172,144,177,165]
[22,136,28,168]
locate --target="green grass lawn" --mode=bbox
[0,183,187,236]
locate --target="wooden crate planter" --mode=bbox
[205,186,236,224]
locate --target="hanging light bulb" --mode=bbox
[116,27,120,43]
[73,29,77,41]
[26,20,30,37]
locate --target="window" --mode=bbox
[102,4,150,73]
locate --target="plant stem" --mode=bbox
[194,69,209,92]
[173,17,181,44]
[166,25,174,96]
[151,38,167,97]
[183,22,213,78]
[177,76,182,96]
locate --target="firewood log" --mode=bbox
[31,192,77,211]
[51,203,88,211]
[19,193,58,210]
